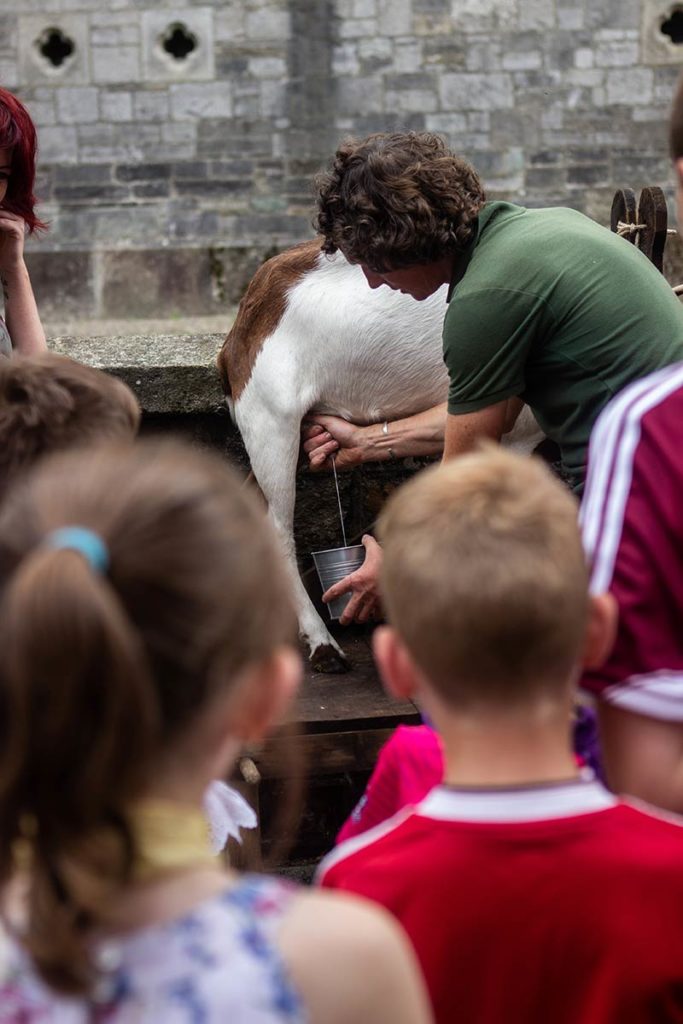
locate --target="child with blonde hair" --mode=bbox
[319,447,683,1024]
[0,438,430,1022]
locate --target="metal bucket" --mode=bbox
[312,544,366,620]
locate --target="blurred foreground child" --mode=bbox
[319,447,683,1024]
[577,73,683,814]
[0,352,258,852]
[0,352,140,493]
[0,439,430,1024]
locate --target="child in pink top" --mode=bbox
[337,726,442,843]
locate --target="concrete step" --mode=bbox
[44,314,235,339]
[49,329,228,415]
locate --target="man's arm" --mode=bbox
[316,400,510,628]
[304,397,515,470]
[303,402,447,470]
[442,400,509,460]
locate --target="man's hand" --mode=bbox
[302,414,367,471]
[322,535,383,624]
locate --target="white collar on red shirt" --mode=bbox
[316,774,620,884]
[418,772,616,823]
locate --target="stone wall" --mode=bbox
[3,0,683,318]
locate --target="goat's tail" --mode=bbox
[216,346,231,396]
[215,345,237,425]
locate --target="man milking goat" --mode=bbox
[302,131,683,622]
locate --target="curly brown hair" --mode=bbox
[315,131,486,271]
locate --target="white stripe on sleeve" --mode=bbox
[581,364,683,595]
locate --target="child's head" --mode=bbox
[0,353,140,492]
[376,447,595,711]
[0,438,299,990]
[0,87,45,233]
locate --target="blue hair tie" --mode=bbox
[46,527,109,575]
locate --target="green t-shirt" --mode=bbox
[443,201,683,489]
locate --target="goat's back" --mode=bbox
[219,242,449,424]
[217,238,322,401]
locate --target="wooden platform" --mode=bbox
[232,627,421,868]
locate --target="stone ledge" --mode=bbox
[48,333,227,415]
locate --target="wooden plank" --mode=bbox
[225,778,261,871]
[248,726,405,779]
[294,628,418,730]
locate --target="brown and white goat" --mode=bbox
[218,239,542,673]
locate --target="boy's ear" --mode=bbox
[582,593,618,670]
[373,625,420,701]
[228,646,302,743]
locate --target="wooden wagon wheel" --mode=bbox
[610,187,638,235]
[635,185,668,273]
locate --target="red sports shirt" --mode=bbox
[318,777,683,1024]
[580,362,683,719]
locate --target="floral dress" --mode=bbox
[0,875,308,1023]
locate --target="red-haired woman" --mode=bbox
[0,87,46,357]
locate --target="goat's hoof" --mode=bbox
[310,643,350,674]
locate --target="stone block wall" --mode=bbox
[1,0,682,317]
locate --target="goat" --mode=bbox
[218,239,543,673]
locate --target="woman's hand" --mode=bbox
[0,208,46,355]
[0,208,27,277]
[322,535,383,624]
[302,403,448,471]
[302,414,368,471]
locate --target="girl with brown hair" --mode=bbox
[0,438,430,1023]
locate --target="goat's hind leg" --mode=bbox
[237,403,350,674]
